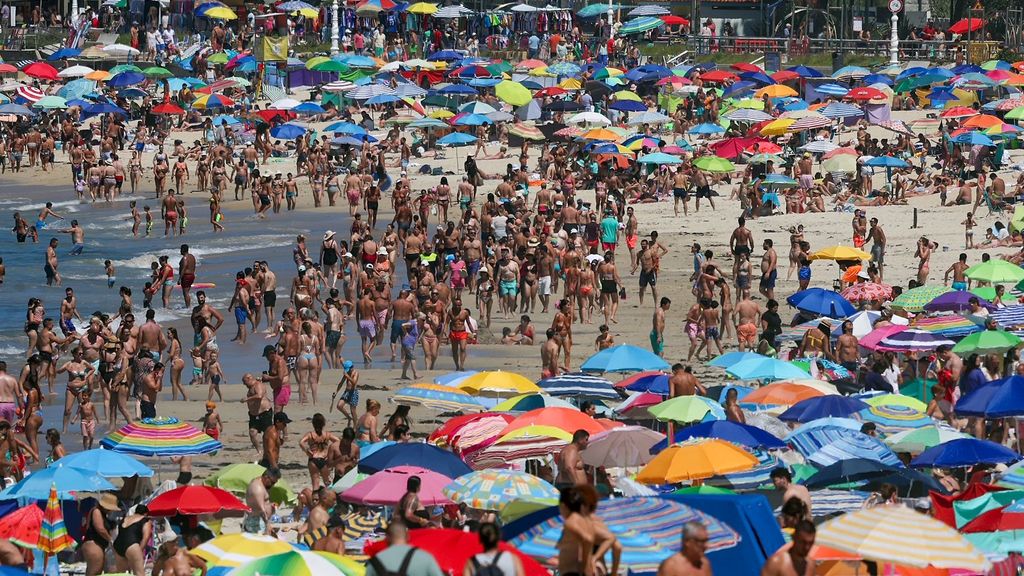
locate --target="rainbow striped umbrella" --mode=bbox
[192,93,235,110]
[856,405,934,435]
[194,533,298,569]
[443,469,558,512]
[40,484,75,555]
[101,417,222,456]
[509,497,740,573]
[226,550,363,576]
[911,314,983,338]
[392,383,488,412]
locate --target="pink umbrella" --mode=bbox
[857,324,908,350]
[340,466,453,506]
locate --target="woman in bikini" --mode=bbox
[296,321,321,405]
[166,327,187,401]
[436,177,451,224]
[18,356,44,460]
[299,412,338,490]
[475,270,495,328]
[915,236,935,286]
[57,347,94,437]
[420,309,441,370]
[355,399,381,445]
[173,156,189,195]
[787,225,804,281]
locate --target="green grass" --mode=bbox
[639,43,887,70]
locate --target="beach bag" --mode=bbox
[368,547,418,576]
[470,552,504,576]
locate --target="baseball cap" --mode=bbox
[274,412,292,424]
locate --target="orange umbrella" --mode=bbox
[498,407,605,437]
[636,439,758,484]
[742,381,829,405]
[961,114,1001,129]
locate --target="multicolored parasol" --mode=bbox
[911,314,983,338]
[391,383,488,412]
[891,285,953,312]
[40,484,75,556]
[194,533,298,569]
[0,504,43,548]
[856,405,934,435]
[840,282,893,302]
[100,417,222,456]
[443,469,558,512]
[225,550,363,576]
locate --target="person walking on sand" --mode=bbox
[759,239,777,300]
[869,217,886,282]
[651,297,670,357]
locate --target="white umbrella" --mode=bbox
[566,111,611,126]
[433,4,473,17]
[582,426,663,468]
[58,65,95,78]
[0,81,27,92]
[347,83,395,100]
[269,98,301,110]
[322,80,355,93]
[800,139,840,153]
[627,5,669,16]
[510,3,538,11]
[627,111,670,125]
[102,43,140,55]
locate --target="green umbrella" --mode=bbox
[693,155,735,173]
[204,462,296,504]
[964,260,1024,283]
[495,79,532,107]
[578,3,622,17]
[619,16,665,35]
[487,62,512,75]
[1006,107,1024,121]
[971,286,997,301]
[312,60,349,73]
[891,285,952,312]
[748,154,783,164]
[207,52,230,65]
[673,485,735,495]
[109,64,142,75]
[951,329,1022,354]
[34,95,67,109]
[648,395,723,423]
[142,66,173,78]
[227,551,363,576]
[884,425,970,453]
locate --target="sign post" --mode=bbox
[888,0,902,66]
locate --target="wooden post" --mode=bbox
[912,207,917,229]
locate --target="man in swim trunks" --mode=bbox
[449,303,471,371]
[356,289,377,364]
[262,346,291,413]
[945,252,970,291]
[650,297,670,357]
[672,166,689,217]
[59,219,85,256]
[179,244,197,308]
[729,216,754,279]
[162,189,179,237]
[733,294,761,352]
[242,373,273,453]
[759,238,778,300]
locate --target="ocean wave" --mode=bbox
[110,234,293,269]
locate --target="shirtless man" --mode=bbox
[728,217,754,279]
[244,468,279,535]
[672,167,689,217]
[311,517,347,555]
[60,288,82,339]
[0,362,21,425]
[555,429,589,489]
[261,262,279,332]
[140,362,164,419]
[651,297,670,357]
[262,345,290,413]
[540,329,560,379]
[761,520,815,576]
[657,522,712,576]
[161,189,179,237]
[733,295,761,352]
[59,220,85,256]
[242,373,273,453]
[449,303,470,371]
[389,290,415,362]
[45,238,61,286]
[868,218,886,281]
[669,364,704,397]
[770,468,812,517]
[138,309,166,361]
[759,239,778,300]
[945,252,970,291]
[179,244,197,308]
[261,412,290,469]
[836,320,860,375]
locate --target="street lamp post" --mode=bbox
[888,0,902,66]
[330,0,339,55]
[71,0,79,25]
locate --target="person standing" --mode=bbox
[761,520,815,576]
[869,217,886,282]
[178,244,196,308]
[759,239,777,300]
[651,297,670,357]
[555,429,589,489]
[657,522,713,576]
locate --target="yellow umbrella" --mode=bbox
[862,394,927,412]
[497,425,572,443]
[494,80,532,107]
[637,439,758,484]
[458,371,541,397]
[755,84,798,98]
[816,505,990,572]
[809,246,872,261]
[297,7,319,17]
[406,1,437,13]
[603,67,624,77]
[204,6,237,19]
[559,78,582,90]
[305,56,331,70]
[758,118,795,136]
[613,90,641,102]
[85,70,111,81]
[528,66,554,77]
[581,128,622,141]
[429,109,454,119]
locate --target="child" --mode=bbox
[595,324,615,350]
[75,176,85,200]
[202,401,222,441]
[143,205,153,237]
[105,260,116,289]
[962,212,976,249]
[400,317,420,380]
[143,281,154,309]
[206,349,224,402]
[189,346,204,387]
[127,201,140,237]
[333,361,359,427]
[76,390,97,450]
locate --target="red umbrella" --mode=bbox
[429,412,514,444]
[961,505,1024,533]
[709,136,766,159]
[846,87,885,101]
[659,15,689,26]
[700,70,739,83]
[364,528,551,576]
[822,146,858,159]
[253,109,294,123]
[948,17,984,34]
[534,86,567,98]
[22,61,58,81]
[745,141,783,154]
[0,504,43,548]
[771,70,800,82]
[146,485,250,516]
[940,106,977,118]
[731,62,763,73]
[0,63,17,74]
[152,102,185,115]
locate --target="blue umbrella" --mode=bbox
[785,418,863,457]
[66,98,92,108]
[270,123,306,139]
[426,50,463,61]
[437,132,477,146]
[365,93,401,105]
[689,122,726,135]
[54,448,154,478]
[118,88,148,99]
[725,357,812,381]
[652,421,786,454]
[438,84,478,96]
[324,121,366,134]
[107,71,146,88]
[952,64,983,75]
[911,438,1020,468]
[815,83,850,96]
[864,155,909,168]
[358,442,472,477]
[57,78,96,100]
[84,102,127,117]
[806,432,902,467]
[332,136,367,147]
[48,47,81,61]
[537,372,619,399]
[955,376,1024,418]
[609,100,647,112]
[862,74,893,86]
[778,395,869,423]
[803,458,943,493]
[786,287,856,318]
[467,78,501,88]
[212,114,240,126]
[580,344,670,373]
[624,373,670,394]
[708,351,765,368]
[786,65,824,78]
[453,113,493,126]
[739,71,775,86]
[637,152,683,165]
[819,101,864,119]
[833,65,870,80]
[0,463,115,500]
[927,90,959,103]
[952,131,995,146]
[723,81,756,98]
[547,62,582,77]
[291,101,325,115]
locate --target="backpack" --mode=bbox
[369,547,418,576]
[470,551,504,576]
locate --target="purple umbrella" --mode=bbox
[875,329,955,353]
[922,290,995,313]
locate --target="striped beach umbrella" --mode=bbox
[392,383,488,412]
[16,85,44,103]
[911,315,983,338]
[806,432,902,467]
[40,484,75,556]
[817,505,990,571]
[885,424,970,453]
[444,469,558,512]
[875,329,955,352]
[194,534,298,569]
[508,123,544,141]
[191,93,235,109]
[536,373,618,399]
[819,102,864,119]
[466,432,567,470]
[226,551,363,576]
[100,417,222,457]
[788,113,832,132]
[891,285,953,312]
[786,418,863,457]
[856,405,934,435]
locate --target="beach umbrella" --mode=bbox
[779,396,869,423]
[857,405,933,435]
[152,102,185,115]
[786,287,856,318]
[741,380,834,405]
[637,439,758,483]
[802,458,903,489]
[100,416,221,457]
[392,383,487,412]
[106,71,145,87]
[499,406,607,437]
[637,152,682,165]
[726,108,773,122]
[693,155,735,173]
[863,393,927,411]
[955,376,1024,418]
[367,529,548,576]
[32,95,66,109]
[891,285,953,312]
[359,442,471,477]
[689,122,726,135]
[961,505,1024,533]
[0,102,33,116]
[494,80,531,107]
[726,357,812,381]
[23,61,58,80]
[648,396,726,423]
[885,425,971,453]
[437,132,477,147]
[491,394,574,412]
[457,371,540,397]
[0,463,114,500]
[40,484,75,561]
[204,462,295,504]
[949,17,985,34]
[581,426,663,467]
[147,485,248,516]
[708,351,765,368]
[407,1,438,13]
[627,4,669,16]
[291,102,326,115]
[82,102,128,117]
[806,432,902,467]
[342,466,452,506]
[786,418,863,456]
[269,123,306,139]
[952,131,996,146]
[815,82,853,96]
[620,372,671,394]
[226,550,362,576]
[444,470,558,511]
[191,94,235,109]
[953,329,1022,354]
[653,420,785,454]
[965,260,1024,283]
[0,504,43,548]
[580,344,669,373]
[875,329,954,352]
[800,140,840,153]
[841,282,893,302]
[508,497,739,574]
[58,65,94,78]
[912,438,1020,468]
[54,448,153,478]
[536,373,618,400]
[818,505,989,571]
[47,47,81,61]
[923,290,994,313]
